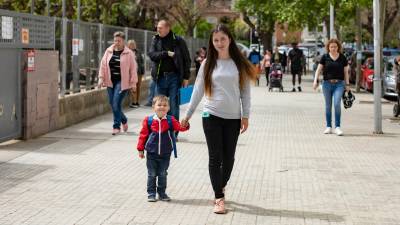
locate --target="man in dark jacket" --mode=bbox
[148,20,191,124]
[288,42,304,92]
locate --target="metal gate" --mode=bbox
[0,49,21,142]
[0,9,54,142]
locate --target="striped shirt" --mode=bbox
[109,50,123,85]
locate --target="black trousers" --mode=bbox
[202,114,241,199]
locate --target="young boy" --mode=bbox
[137,95,189,202]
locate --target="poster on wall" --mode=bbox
[72,39,79,56]
[1,16,13,39]
[27,50,35,72]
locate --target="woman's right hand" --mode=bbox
[98,78,104,88]
[313,81,318,90]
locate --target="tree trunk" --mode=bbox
[260,31,273,52]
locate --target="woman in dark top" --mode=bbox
[313,39,350,136]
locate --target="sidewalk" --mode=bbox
[0,75,399,225]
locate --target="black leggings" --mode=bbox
[265,67,270,84]
[202,114,241,199]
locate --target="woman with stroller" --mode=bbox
[261,49,272,86]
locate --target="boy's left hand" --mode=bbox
[138,151,145,159]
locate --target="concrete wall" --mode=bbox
[22,50,59,139]
[57,77,152,129]
[23,63,195,137]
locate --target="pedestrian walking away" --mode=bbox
[181,24,257,214]
[137,95,189,202]
[261,49,272,86]
[128,40,145,108]
[288,42,304,92]
[98,31,138,135]
[148,19,191,136]
[248,47,262,86]
[313,38,350,136]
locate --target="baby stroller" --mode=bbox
[268,63,284,92]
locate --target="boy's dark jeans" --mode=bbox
[146,153,171,197]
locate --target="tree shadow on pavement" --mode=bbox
[170,198,345,222]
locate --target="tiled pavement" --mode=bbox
[0,75,399,225]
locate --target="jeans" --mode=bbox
[146,79,156,105]
[202,114,241,199]
[107,82,128,129]
[322,80,345,128]
[155,74,180,121]
[146,153,171,197]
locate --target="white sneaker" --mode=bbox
[323,127,332,134]
[335,127,343,136]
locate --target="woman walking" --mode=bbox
[181,24,257,214]
[127,40,145,108]
[313,39,350,136]
[98,31,138,135]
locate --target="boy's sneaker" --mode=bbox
[112,128,120,135]
[323,127,332,134]
[147,195,157,202]
[122,123,128,132]
[159,194,171,201]
[213,198,226,214]
[335,127,344,136]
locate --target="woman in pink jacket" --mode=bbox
[98,31,138,135]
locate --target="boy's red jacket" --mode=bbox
[137,115,189,152]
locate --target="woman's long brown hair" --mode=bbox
[204,24,258,97]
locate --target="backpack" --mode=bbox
[147,115,178,158]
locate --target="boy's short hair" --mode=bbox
[152,95,169,106]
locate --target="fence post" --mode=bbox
[98,23,103,71]
[60,18,68,97]
[125,27,129,41]
[144,30,148,76]
[72,21,80,93]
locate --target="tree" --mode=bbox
[235,0,280,51]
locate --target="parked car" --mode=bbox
[360,56,374,91]
[382,56,398,98]
[236,43,251,57]
[349,51,373,84]
[350,50,400,87]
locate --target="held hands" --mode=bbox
[182,79,189,87]
[138,151,145,159]
[180,117,190,128]
[167,51,175,57]
[240,118,249,134]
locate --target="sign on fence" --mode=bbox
[21,28,29,44]
[1,16,13,39]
